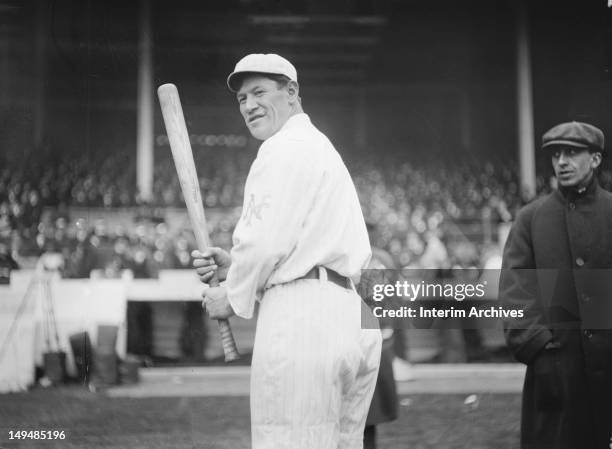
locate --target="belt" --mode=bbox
[299,267,352,289]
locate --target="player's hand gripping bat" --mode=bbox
[157,83,240,362]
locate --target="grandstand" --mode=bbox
[1,0,611,418]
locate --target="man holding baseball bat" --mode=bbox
[193,53,382,448]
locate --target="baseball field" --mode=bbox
[0,367,521,449]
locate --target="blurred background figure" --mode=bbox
[363,244,401,449]
[0,240,19,285]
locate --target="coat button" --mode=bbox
[581,293,591,302]
[584,330,593,338]
[569,202,576,210]
[575,257,585,267]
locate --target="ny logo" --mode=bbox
[242,194,270,226]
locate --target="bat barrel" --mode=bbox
[157,82,240,362]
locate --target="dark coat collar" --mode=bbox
[554,175,599,204]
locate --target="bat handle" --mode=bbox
[218,319,240,362]
[209,275,240,362]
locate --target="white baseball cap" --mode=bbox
[227,53,298,92]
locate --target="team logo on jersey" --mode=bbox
[242,194,270,226]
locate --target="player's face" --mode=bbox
[236,75,293,141]
[551,146,601,188]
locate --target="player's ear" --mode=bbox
[287,80,299,103]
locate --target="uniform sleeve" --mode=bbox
[225,139,322,318]
[499,208,553,364]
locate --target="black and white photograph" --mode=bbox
[1,0,612,448]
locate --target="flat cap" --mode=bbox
[542,121,605,152]
[227,53,297,92]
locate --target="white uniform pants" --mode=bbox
[250,271,382,449]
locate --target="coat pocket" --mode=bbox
[533,348,563,410]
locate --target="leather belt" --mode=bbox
[299,267,352,289]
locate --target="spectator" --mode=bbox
[0,240,19,284]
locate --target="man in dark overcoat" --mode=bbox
[500,121,612,449]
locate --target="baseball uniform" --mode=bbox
[225,113,382,449]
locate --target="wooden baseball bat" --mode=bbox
[157,83,240,362]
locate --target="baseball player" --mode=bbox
[193,53,382,449]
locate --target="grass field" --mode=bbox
[0,386,520,449]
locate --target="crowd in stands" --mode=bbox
[350,153,525,267]
[2,148,611,277]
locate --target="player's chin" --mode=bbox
[248,125,273,141]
